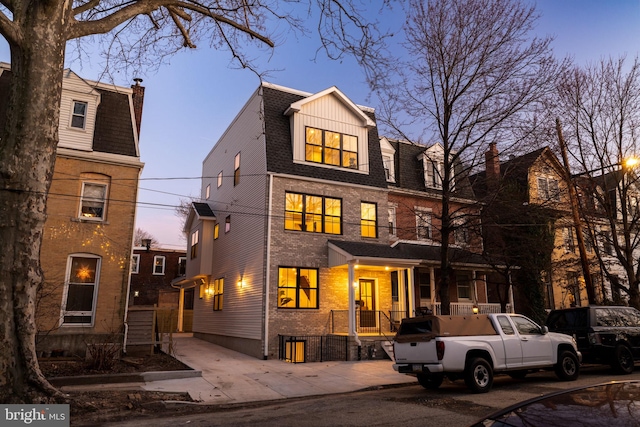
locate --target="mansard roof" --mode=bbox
[261,84,388,188]
[0,68,138,158]
[385,139,476,199]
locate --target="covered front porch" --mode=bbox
[327,240,514,338]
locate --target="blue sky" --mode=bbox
[1,0,639,249]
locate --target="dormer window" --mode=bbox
[305,127,358,169]
[419,144,455,191]
[71,101,88,129]
[379,137,396,183]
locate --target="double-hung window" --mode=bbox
[71,101,88,129]
[538,177,560,201]
[190,230,199,259]
[388,206,397,237]
[213,278,223,311]
[285,192,341,234]
[234,153,240,186]
[153,256,165,275]
[80,182,107,220]
[305,127,358,169]
[62,255,100,325]
[416,209,432,240]
[278,267,319,309]
[361,202,377,238]
[131,254,140,274]
[563,226,575,253]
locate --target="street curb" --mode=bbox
[49,369,202,387]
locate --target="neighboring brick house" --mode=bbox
[381,137,502,316]
[130,247,188,307]
[472,145,605,312]
[179,83,511,362]
[0,64,145,357]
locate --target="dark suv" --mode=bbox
[546,306,640,374]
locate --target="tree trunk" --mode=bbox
[0,4,68,402]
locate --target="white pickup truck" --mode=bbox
[393,313,581,393]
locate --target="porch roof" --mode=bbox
[328,240,496,270]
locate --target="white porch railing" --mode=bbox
[427,302,513,316]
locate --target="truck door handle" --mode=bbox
[521,337,528,342]
[410,343,417,346]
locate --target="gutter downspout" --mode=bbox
[123,167,143,354]
[263,174,273,359]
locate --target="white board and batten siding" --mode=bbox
[194,88,269,341]
[290,94,370,173]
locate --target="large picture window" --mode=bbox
[285,192,341,234]
[361,202,377,238]
[62,255,100,325]
[305,127,358,169]
[278,267,319,309]
[80,182,107,220]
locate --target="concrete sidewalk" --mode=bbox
[61,334,416,405]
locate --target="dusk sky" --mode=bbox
[1,0,639,249]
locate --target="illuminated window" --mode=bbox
[305,127,358,169]
[234,153,240,186]
[79,182,107,220]
[213,278,224,311]
[190,230,199,259]
[284,192,341,234]
[153,256,165,275]
[62,255,100,325]
[214,223,219,240]
[278,267,319,309]
[131,254,140,274]
[361,202,377,238]
[71,101,87,129]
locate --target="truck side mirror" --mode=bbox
[540,325,549,335]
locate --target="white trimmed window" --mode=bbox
[178,257,186,276]
[538,176,560,201]
[153,256,166,275]
[79,182,107,220]
[234,153,241,186]
[71,101,88,129]
[217,171,223,188]
[416,208,432,240]
[131,254,140,274]
[190,230,199,259]
[388,206,397,237]
[205,184,211,200]
[61,254,101,326]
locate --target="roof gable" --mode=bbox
[284,86,375,128]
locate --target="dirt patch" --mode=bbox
[40,352,196,425]
[40,351,191,378]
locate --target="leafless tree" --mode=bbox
[358,0,560,314]
[555,56,640,309]
[0,0,388,403]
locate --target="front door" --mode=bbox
[359,279,376,328]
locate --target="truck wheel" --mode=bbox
[611,344,634,374]
[464,358,493,393]
[555,350,579,381]
[417,373,444,390]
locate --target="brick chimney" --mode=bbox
[131,78,145,137]
[485,143,500,187]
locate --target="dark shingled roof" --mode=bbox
[192,202,216,219]
[92,89,138,156]
[470,147,548,200]
[262,85,388,188]
[0,69,138,158]
[329,240,493,267]
[386,139,476,199]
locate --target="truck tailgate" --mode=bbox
[393,339,440,364]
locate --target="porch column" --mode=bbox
[429,267,436,308]
[407,266,416,316]
[472,270,478,304]
[348,261,356,337]
[398,269,407,316]
[177,287,185,332]
[508,271,515,313]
